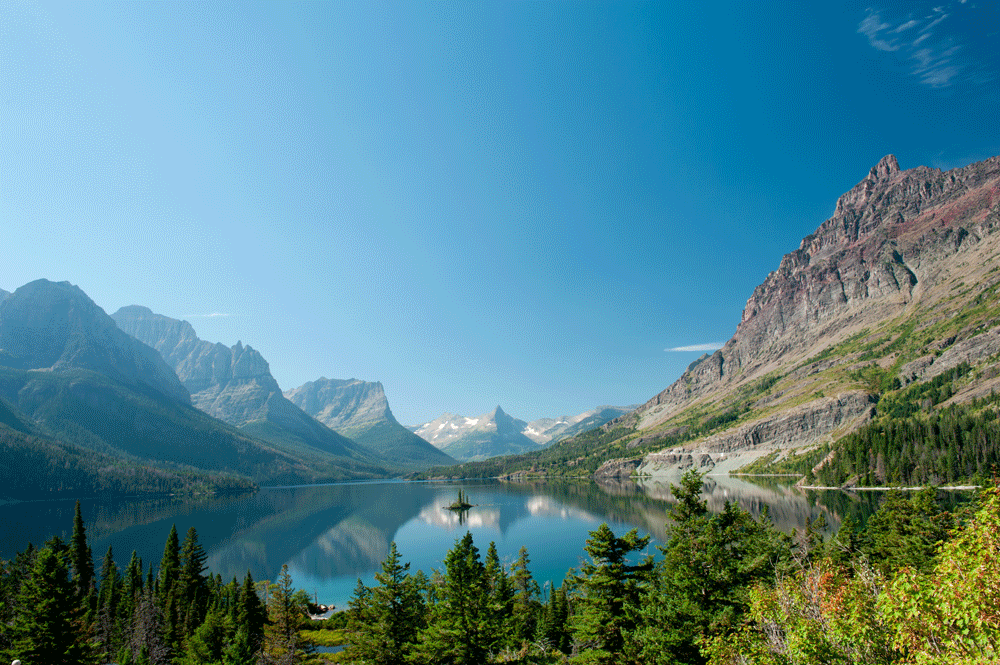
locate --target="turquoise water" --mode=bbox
[0,476,835,609]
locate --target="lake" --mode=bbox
[0,475,848,609]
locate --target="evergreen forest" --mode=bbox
[3,472,1000,664]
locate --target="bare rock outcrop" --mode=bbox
[623,155,1000,433]
[593,457,643,479]
[113,305,284,426]
[638,391,876,478]
[899,325,1000,384]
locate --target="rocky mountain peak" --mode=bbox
[835,154,902,216]
[875,154,900,178]
[230,342,271,380]
[286,376,455,469]
[112,306,285,424]
[284,377,395,430]
[0,280,189,403]
[630,154,1000,432]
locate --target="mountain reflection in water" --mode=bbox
[1,475,857,608]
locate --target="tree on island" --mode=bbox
[447,489,473,511]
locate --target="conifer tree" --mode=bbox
[70,500,95,603]
[861,486,952,574]
[571,523,652,664]
[117,550,144,647]
[156,525,181,648]
[95,545,121,660]
[483,541,514,653]
[222,625,256,665]
[509,546,541,645]
[237,570,267,653]
[262,564,305,664]
[410,531,489,664]
[345,541,426,665]
[178,603,230,665]
[10,545,95,665]
[540,580,571,654]
[177,527,209,640]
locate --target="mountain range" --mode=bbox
[0,283,456,497]
[411,405,634,462]
[111,305,449,470]
[6,153,1000,494]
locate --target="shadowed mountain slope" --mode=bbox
[110,306,399,471]
[0,280,386,488]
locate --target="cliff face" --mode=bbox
[112,306,284,425]
[633,155,1000,432]
[285,378,393,432]
[613,155,1000,475]
[285,377,457,468]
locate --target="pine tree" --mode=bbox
[571,523,652,664]
[95,545,122,660]
[483,541,514,652]
[178,604,230,665]
[540,580,571,654]
[221,625,256,665]
[156,524,181,649]
[410,531,489,664]
[237,571,267,654]
[10,545,95,664]
[861,487,953,574]
[120,551,144,616]
[509,545,541,646]
[177,527,209,641]
[69,500,95,604]
[344,541,426,665]
[262,564,304,665]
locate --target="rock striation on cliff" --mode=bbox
[618,154,1000,476]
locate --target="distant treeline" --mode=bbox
[0,424,257,499]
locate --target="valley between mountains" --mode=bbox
[2,154,1000,496]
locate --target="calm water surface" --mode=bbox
[0,476,844,609]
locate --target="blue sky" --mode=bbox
[2,1,998,425]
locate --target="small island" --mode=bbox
[446,488,473,511]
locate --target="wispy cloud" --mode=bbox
[665,342,725,353]
[182,312,232,319]
[857,2,982,88]
[892,19,920,33]
[858,13,898,51]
